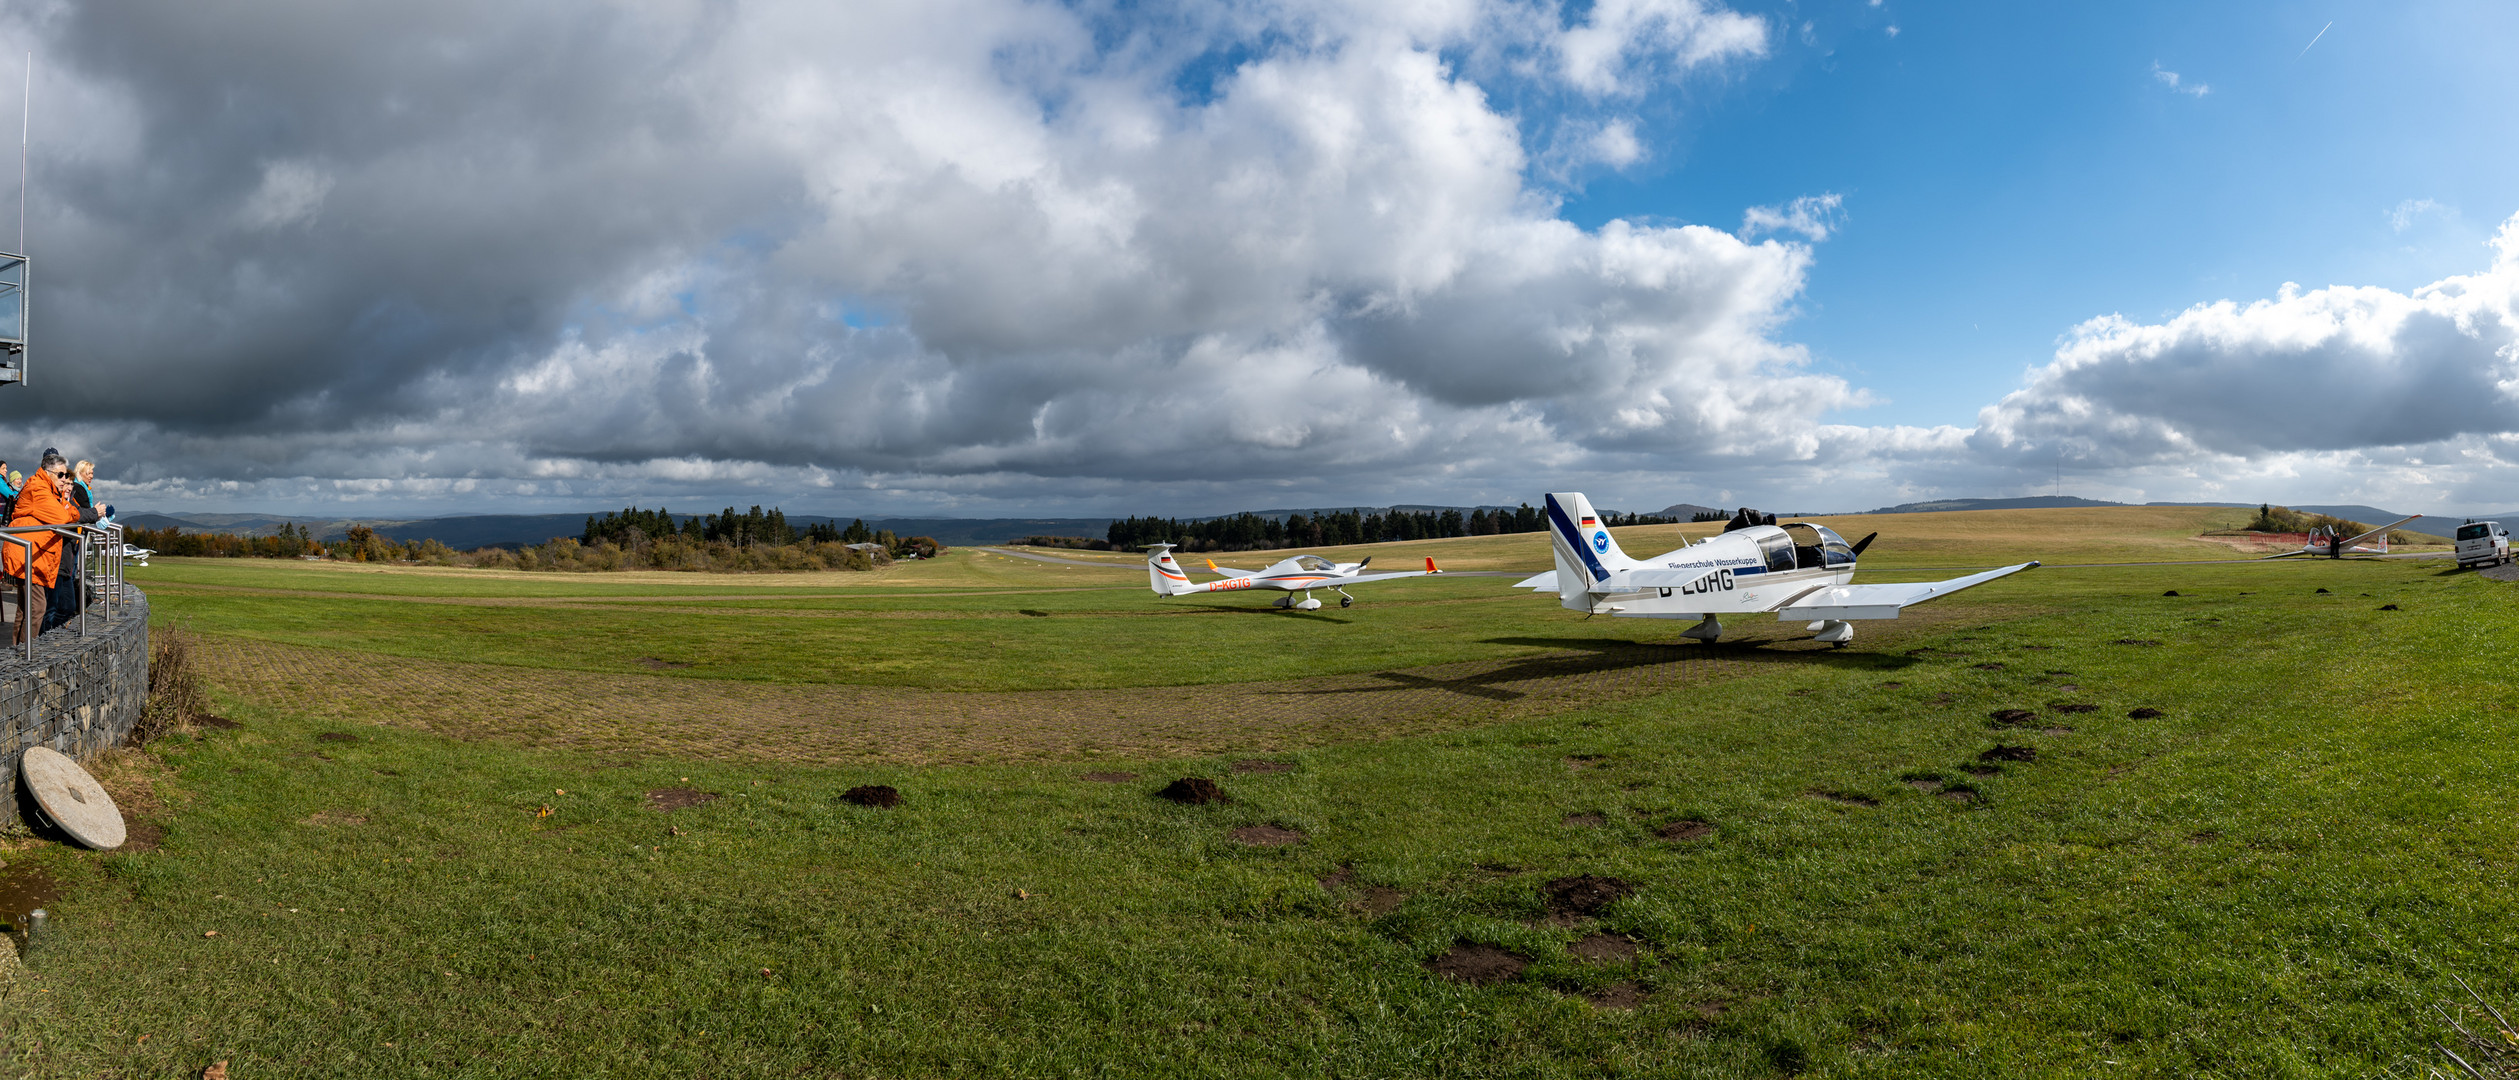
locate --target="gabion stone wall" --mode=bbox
[0,588,149,827]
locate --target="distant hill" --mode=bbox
[1866,495,2131,514]
[1655,502,1729,520]
[120,510,1123,550]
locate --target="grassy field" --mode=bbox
[0,509,2511,1077]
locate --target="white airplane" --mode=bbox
[2260,516,2418,559]
[1513,492,2038,646]
[1145,544,1440,609]
[118,544,153,566]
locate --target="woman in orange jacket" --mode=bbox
[3,453,94,643]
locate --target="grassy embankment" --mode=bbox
[0,507,2507,1076]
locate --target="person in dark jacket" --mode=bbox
[44,457,99,628]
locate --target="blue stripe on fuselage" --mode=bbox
[1545,495,1612,582]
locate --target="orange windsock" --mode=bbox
[1425,557,1440,573]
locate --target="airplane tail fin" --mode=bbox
[1147,544,1194,596]
[1542,492,1632,607]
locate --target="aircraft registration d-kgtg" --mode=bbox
[1515,492,2038,646]
[1144,545,1440,609]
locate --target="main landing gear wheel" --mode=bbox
[1336,587,1355,609]
[1806,619,1855,647]
[1680,615,1724,642]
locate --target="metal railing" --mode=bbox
[0,521,130,660]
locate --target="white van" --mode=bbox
[2455,521,2510,569]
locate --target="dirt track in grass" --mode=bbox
[188,608,1988,765]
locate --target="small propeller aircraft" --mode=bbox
[1513,492,2038,645]
[1145,544,1440,609]
[2259,515,2418,559]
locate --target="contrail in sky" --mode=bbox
[2298,21,2332,58]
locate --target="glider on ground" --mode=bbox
[1145,545,1440,609]
[2259,516,2418,559]
[1513,492,2038,646]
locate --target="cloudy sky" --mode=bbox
[4,0,2517,518]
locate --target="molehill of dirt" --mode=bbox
[2051,703,2098,714]
[1586,982,1644,1009]
[842,785,902,808]
[1989,709,2038,727]
[1156,777,1228,805]
[1655,819,1713,841]
[1426,941,1527,985]
[1226,824,1305,846]
[1542,875,1634,919]
[2129,707,2165,719]
[1979,744,2038,763]
[645,787,717,812]
[1563,812,1606,828]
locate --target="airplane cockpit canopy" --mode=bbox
[1291,555,1338,572]
[1782,523,1858,569]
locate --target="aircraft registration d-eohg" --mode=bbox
[1514,492,2038,646]
[1144,544,1439,610]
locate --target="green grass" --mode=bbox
[0,556,2511,1076]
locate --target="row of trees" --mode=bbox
[128,505,946,573]
[1102,505,1678,552]
[582,506,885,549]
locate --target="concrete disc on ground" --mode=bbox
[19,747,125,850]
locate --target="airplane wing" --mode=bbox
[1204,559,1260,578]
[1328,557,1443,587]
[1773,562,2039,621]
[1515,571,1558,590]
[2339,516,2418,547]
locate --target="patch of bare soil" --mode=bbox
[1230,760,1294,774]
[1808,790,1879,806]
[2379,603,2401,611]
[1426,942,1528,985]
[1081,771,1139,783]
[2129,707,2165,719]
[2041,726,2074,736]
[2162,590,2181,597]
[1962,763,2000,776]
[1586,982,1644,1010]
[1904,778,1944,794]
[1156,777,1228,805]
[636,658,693,670]
[1562,812,1606,828]
[1318,866,1355,890]
[645,787,717,811]
[1938,788,1980,804]
[1979,744,2038,763]
[1227,824,1305,846]
[1564,754,1608,771]
[1543,875,1634,920]
[2051,703,2098,714]
[2113,639,2162,647]
[842,785,902,808]
[315,732,359,744]
[1655,819,1713,841]
[195,715,241,730]
[1355,886,1406,914]
[84,747,178,854]
[2187,830,2220,844]
[1569,932,1639,964]
[1989,708,2038,728]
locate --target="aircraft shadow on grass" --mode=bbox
[1275,635,1914,704]
[1170,602,1353,625]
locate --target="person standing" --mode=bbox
[3,453,90,644]
[46,459,99,626]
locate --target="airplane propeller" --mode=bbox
[1849,532,1878,558]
